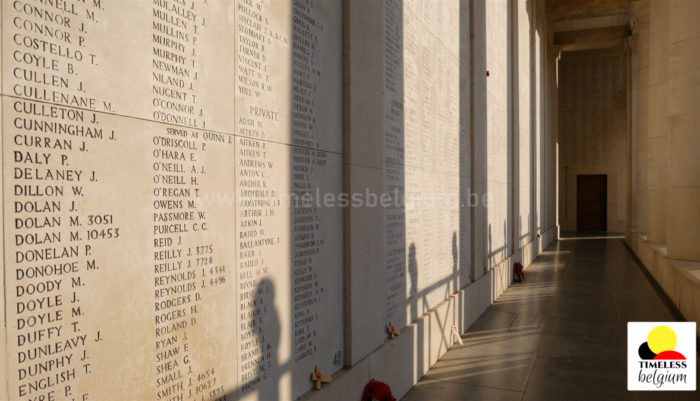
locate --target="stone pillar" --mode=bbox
[627,35,638,232]
[668,0,700,260]
[634,1,650,234]
[646,0,669,243]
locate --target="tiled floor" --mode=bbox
[402,234,697,401]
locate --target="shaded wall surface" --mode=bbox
[0,0,557,400]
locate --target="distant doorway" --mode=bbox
[577,175,607,231]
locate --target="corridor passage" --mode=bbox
[402,235,695,401]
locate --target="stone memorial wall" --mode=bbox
[484,0,511,268]
[516,0,534,250]
[382,0,465,330]
[344,0,471,369]
[1,0,342,400]
[0,0,560,399]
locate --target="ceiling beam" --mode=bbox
[554,25,630,47]
[552,15,629,32]
[560,39,626,52]
[547,0,631,22]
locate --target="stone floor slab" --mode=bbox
[402,235,694,401]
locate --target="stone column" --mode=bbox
[626,37,636,232]
[646,0,669,243]
[634,0,650,234]
[668,0,700,260]
[627,34,638,232]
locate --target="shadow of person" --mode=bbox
[503,220,508,261]
[408,243,418,321]
[235,279,280,401]
[256,278,279,401]
[452,232,458,293]
[488,223,493,268]
[407,242,424,381]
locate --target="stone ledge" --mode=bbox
[625,230,700,336]
[671,259,700,327]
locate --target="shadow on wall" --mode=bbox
[486,220,510,270]
[407,242,421,377]
[506,0,514,270]
[223,0,344,399]
[470,0,488,278]
[381,0,484,391]
[383,0,409,371]
[405,233,467,379]
[289,0,344,398]
[452,233,459,294]
[457,0,472,339]
[220,0,515,398]
[235,279,281,401]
